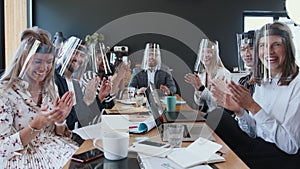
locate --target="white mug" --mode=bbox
[93,132,129,160]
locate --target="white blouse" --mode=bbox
[237,73,300,154]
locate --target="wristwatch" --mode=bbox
[198,85,205,91]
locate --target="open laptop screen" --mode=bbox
[145,84,164,127]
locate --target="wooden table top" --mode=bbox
[63,95,249,169]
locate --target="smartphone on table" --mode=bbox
[136,140,170,148]
[71,148,104,163]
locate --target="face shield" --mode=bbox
[236,31,255,73]
[56,36,88,81]
[194,39,219,73]
[141,43,162,71]
[19,38,55,84]
[88,42,112,77]
[252,23,294,83]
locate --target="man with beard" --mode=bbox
[129,43,176,96]
[55,37,110,130]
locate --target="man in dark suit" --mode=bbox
[129,43,176,96]
[55,37,110,130]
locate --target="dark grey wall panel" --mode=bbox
[33,0,285,71]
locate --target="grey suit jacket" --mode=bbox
[129,69,176,95]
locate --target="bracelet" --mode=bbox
[55,120,66,127]
[28,124,41,134]
[198,85,205,91]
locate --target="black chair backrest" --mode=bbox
[0,69,5,78]
[173,77,181,96]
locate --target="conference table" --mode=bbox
[63,95,249,169]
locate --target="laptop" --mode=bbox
[145,86,216,141]
[145,84,206,122]
[164,110,206,122]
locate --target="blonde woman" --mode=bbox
[184,39,231,112]
[0,27,78,168]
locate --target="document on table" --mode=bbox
[72,123,102,140]
[129,114,156,134]
[72,115,129,140]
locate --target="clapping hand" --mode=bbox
[115,61,131,79]
[184,73,203,90]
[227,81,260,114]
[33,91,73,128]
[98,77,112,102]
[211,80,241,113]
[84,76,100,105]
[53,91,74,123]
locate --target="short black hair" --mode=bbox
[242,30,255,40]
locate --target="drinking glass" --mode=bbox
[135,94,144,107]
[127,87,136,100]
[167,124,184,148]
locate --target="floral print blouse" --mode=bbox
[0,80,78,168]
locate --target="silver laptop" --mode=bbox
[145,87,216,141]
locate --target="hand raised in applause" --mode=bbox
[30,91,74,129]
[53,91,74,123]
[227,81,261,114]
[184,73,203,90]
[98,77,112,102]
[211,80,241,113]
[84,76,100,105]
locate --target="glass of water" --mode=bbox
[167,124,184,148]
[127,87,136,100]
[135,94,144,107]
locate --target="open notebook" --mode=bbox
[130,137,225,168]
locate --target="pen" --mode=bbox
[129,126,138,129]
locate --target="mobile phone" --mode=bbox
[136,140,170,148]
[71,148,104,163]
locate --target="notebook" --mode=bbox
[145,86,215,141]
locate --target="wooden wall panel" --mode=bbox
[4,0,27,67]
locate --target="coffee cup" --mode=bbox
[93,132,129,160]
[165,96,176,112]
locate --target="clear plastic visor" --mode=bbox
[194,39,219,73]
[236,33,254,73]
[19,39,55,83]
[141,43,162,71]
[57,36,88,81]
[253,28,291,83]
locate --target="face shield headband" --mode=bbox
[19,39,54,79]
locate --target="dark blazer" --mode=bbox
[54,70,102,129]
[129,69,176,95]
[238,73,255,96]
